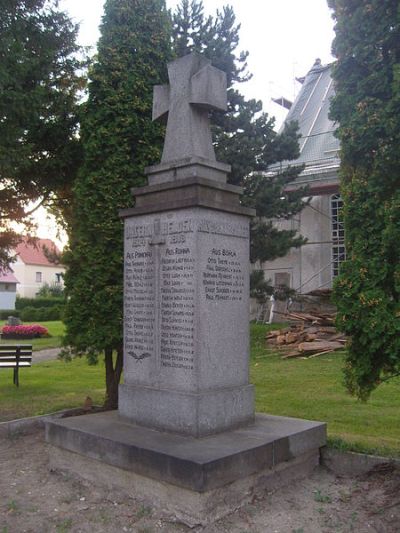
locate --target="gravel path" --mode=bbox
[1,429,399,532]
[32,348,61,363]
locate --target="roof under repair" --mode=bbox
[270,59,340,187]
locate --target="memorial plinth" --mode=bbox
[46,411,325,526]
[46,53,326,526]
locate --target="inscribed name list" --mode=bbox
[124,210,249,391]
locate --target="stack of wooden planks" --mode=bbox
[266,311,346,359]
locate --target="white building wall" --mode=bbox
[11,257,27,297]
[0,285,17,309]
[12,258,65,298]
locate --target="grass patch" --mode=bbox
[0,320,65,351]
[0,356,105,422]
[250,323,400,457]
[0,321,398,457]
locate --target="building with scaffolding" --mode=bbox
[262,59,344,301]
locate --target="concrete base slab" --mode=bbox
[49,444,320,527]
[46,412,326,526]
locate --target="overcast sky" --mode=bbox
[60,0,336,124]
[39,0,336,244]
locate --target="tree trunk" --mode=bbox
[104,345,123,410]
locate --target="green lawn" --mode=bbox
[250,323,400,457]
[0,322,399,457]
[0,357,105,422]
[0,320,65,351]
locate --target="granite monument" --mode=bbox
[118,53,254,436]
[46,53,326,526]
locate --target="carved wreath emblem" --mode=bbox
[127,351,151,361]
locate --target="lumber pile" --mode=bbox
[266,311,346,359]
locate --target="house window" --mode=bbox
[55,273,62,283]
[331,194,346,278]
[274,272,291,299]
[274,272,291,289]
[35,272,42,283]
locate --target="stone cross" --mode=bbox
[153,53,227,164]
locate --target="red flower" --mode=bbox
[1,324,49,337]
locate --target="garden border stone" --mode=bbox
[321,446,400,476]
[0,408,87,438]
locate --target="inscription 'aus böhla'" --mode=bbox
[202,247,244,302]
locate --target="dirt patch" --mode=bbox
[1,430,399,532]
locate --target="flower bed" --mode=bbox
[1,324,49,339]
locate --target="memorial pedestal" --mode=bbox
[119,175,255,436]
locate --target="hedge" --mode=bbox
[1,306,63,322]
[0,309,21,320]
[15,297,65,310]
[19,305,63,322]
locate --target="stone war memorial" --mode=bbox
[46,54,326,526]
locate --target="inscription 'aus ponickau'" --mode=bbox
[124,251,155,361]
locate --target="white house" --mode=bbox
[12,237,65,298]
[262,60,343,297]
[0,269,19,310]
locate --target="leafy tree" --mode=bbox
[328,0,400,399]
[0,0,85,268]
[172,0,306,295]
[62,0,172,408]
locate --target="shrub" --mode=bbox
[37,282,64,298]
[1,324,49,339]
[19,306,37,322]
[44,305,63,321]
[19,306,62,322]
[0,309,21,320]
[15,297,64,310]
[15,297,65,321]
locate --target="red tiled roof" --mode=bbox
[15,237,62,267]
[0,268,19,284]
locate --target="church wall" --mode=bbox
[260,193,334,295]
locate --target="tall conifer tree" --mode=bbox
[63,0,172,408]
[329,0,400,398]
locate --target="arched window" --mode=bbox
[331,194,346,278]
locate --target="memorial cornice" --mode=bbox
[120,176,255,218]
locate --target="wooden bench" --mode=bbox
[0,345,32,386]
